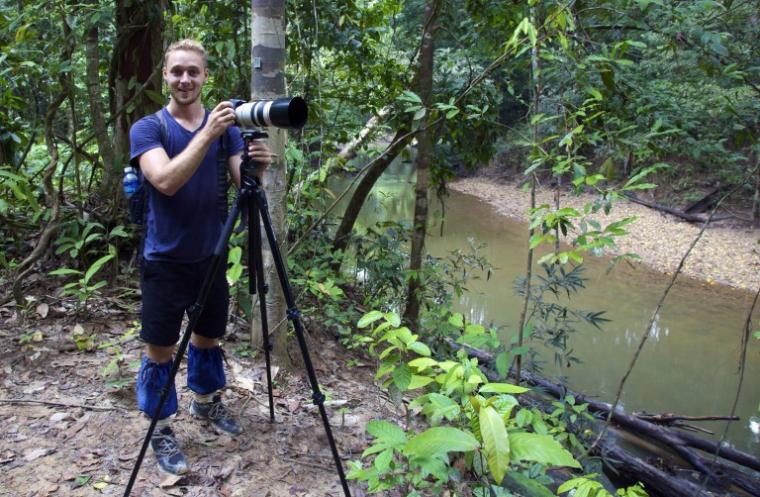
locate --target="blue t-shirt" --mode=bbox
[129,108,244,262]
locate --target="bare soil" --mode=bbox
[450,177,760,292]
[0,301,396,497]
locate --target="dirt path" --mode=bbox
[450,177,760,292]
[0,311,392,497]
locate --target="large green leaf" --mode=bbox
[358,310,384,328]
[479,406,510,484]
[403,427,479,458]
[422,393,461,423]
[408,341,431,356]
[83,253,115,284]
[479,383,530,394]
[366,420,406,447]
[392,363,412,390]
[408,357,438,370]
[502,471,556,497]
[509,433,580,468]
[407,374,434,390]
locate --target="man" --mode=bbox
[129,39,272,475]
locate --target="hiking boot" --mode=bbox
[150,426,188,475]
[190,394,243,435]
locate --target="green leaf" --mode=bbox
[408,357,438,370]
[392,364,412,390]
[495,352,509,378]
[84,253,115,284]
[398,90,423,104]
[407,374,435,390]
[144,89,166,106]
[366,420,406,446]
[358,311,384,328]
[49,268,82,277]
[384,312,401,328]
[502,471,556,497]
[373,448,393,472]
[408,341,431,356]
[509,433,581,468]
[479,406,510,484]
[403,427,479,458]
[448,313,464,327]
[395,327,413,344]
[422,393,461,423]
[480,383,530,394]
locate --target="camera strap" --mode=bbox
[151,108,230,225]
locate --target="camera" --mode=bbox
[231,97,307,129]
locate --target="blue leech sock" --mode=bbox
[136,355,178,419]
[187,343,226,395]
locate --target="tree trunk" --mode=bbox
[85,1,116,202]
[516,7,541,383]
[12,12,73,304]
[250,0,292,368]
[110,0,165,196]
[330,126,414,268]
[751,149,760,227]
[404,0,438,330]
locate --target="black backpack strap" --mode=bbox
[216,129,229,224]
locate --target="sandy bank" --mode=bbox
[450,177,760,291]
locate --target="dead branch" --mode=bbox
[0,398,126,412]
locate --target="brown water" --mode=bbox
[332,164,760,454]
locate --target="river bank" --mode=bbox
[450,177,760,292]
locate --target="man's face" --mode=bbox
[163,49,208,107]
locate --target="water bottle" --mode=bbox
[123,166,139,198]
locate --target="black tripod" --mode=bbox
[123,129,351,497]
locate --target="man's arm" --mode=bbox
[141,102,237,196]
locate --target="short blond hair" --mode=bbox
[164,39,208,67]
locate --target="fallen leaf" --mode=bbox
[24,447,56,461]
[41,483,59,496]
[50,412,69,423]
[159,474,184,488]
[36,303,49,318]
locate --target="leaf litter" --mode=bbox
[0,308,400,497]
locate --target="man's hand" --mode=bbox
[248,141,274,170]
[204,101,237,140]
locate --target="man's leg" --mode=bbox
[187,333,243,435]
[186,256,242,435]
[137,344,188,475]
[138,259,193,475]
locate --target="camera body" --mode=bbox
[231,97,307,129]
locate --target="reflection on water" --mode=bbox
[329,162,760,454]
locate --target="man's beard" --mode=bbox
[172,88,200,106]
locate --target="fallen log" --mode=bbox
[520,370,760,475]
[445,339,760,496]
[622,192,732,223]
[683,186,731,214]
[633,412,740,424]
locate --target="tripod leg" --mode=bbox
[250,182,352,497]
[249,193,275,422]
[123,192,244,497]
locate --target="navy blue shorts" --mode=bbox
[140,257,229,347]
